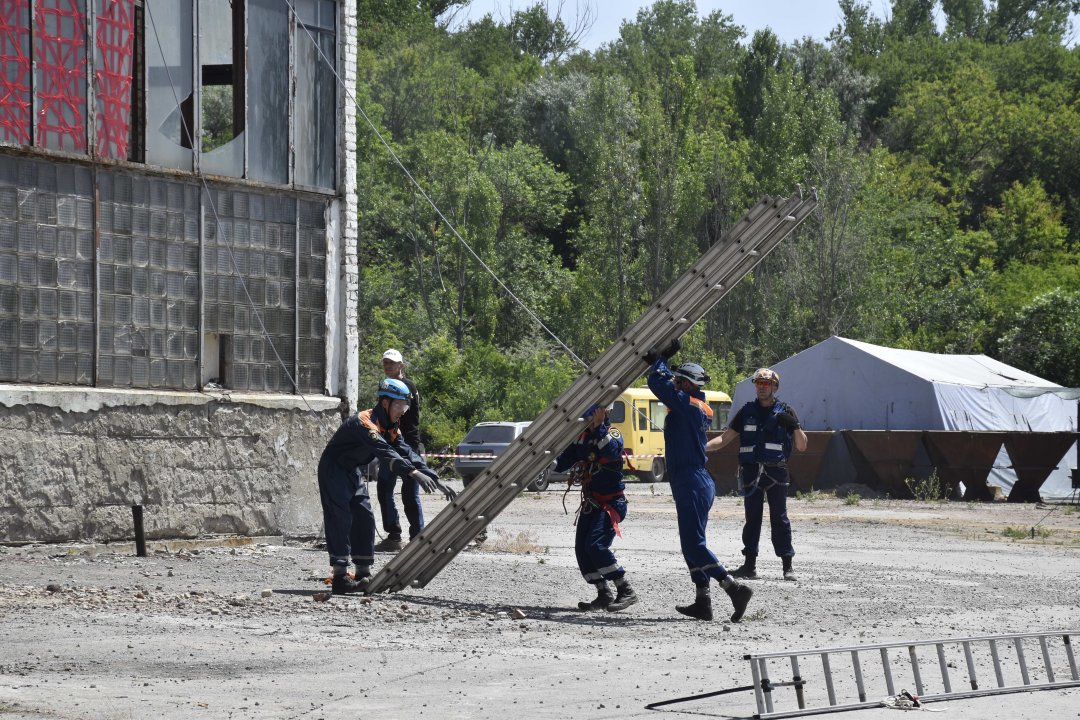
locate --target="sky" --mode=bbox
[444,0,872,49]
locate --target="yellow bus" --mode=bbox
[609,387,731,482]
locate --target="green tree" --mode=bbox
[998,288,1080,385]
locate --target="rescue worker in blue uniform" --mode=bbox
[374,348,424,552]
[555,402,638,612]
[646,340,753,622]
[317,378,456,594]
[706,368,807,581]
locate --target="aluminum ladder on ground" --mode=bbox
[745,630,1080,719]
[365,187,818,594]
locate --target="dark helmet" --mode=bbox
[377,378,411,402]
[673,363,710,387]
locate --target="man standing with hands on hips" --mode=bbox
[706,367,807,581]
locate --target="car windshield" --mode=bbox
[463,426,517,444]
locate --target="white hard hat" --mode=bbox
[382,348,403,363]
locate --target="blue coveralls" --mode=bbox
[377,376,424,538]
[318,403,438,575]
[555,422,628,585]
[732,400,797,559]
[647,358,729,588]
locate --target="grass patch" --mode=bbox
[481,529,547,554]
[844,492,861,506]
[796,489,824,502]
[905,472,949,502]
[1001,526,1053,540]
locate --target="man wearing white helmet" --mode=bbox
[646,339,753,623]
[374,348,424,551]
[706,367,807,581]
[317,378,455,595]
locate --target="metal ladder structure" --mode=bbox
[743,630,1080,719]
[365,187,818,594]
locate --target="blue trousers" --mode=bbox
[318,454,375,573]
[671,467,729,587]
[575,496,627,584]
[739,464,795,558]
[376,459,424,538]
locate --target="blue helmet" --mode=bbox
[581,402,613,420]
[377,378,411,402]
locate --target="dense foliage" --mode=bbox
[353,1,1080,449]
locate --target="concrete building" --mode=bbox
[0,0,359,543]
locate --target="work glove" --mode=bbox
[411,469,457,502]
[776,412,800,431]
[643,347,661,365]
[660,337,681,360]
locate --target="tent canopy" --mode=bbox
[728,336,1079,499]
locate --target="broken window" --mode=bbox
[248,0,289,184]
[144,0,193,169]
[197,0,244,178]
[294,0,336,189]
[35,0,88,153]
[0,0,32,146]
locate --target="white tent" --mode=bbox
[729,336,1079,499]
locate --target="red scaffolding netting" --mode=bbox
[0,0,31,145]
[94,0,133,160]
[35,0,87,152]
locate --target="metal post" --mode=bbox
[131,504,147,557]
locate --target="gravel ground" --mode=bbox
[1,484,1079,720]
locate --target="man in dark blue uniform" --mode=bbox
[555,402,637,612]
[707,368,806,581]
[647,341,753,622]
[374,348,424,552]
[318,378,455,594]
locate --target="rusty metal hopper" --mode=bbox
[922,431,1008,501]
[842,431,925,497]
[706,431,740,495]
[1002,432,1079,503]
[786,431,832,493]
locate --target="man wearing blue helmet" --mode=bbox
[555,401,637,612]
[317,378,456,594]
[646,339,753,622]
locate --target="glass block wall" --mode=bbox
[0,158,96,384]
[0,155,329,394]
[296,199,326,394]
[204,188,298,393]
[97,172,201,389]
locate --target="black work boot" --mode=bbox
[782,556,796,581]
[607,582,639,612]
[731,555,758,580]
[724,579,753,622]
[374,533,403,552]
[578,585,613,611]
[331,573,370,595]
[676,594,713,621]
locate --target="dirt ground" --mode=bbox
[2,483,1079,720]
